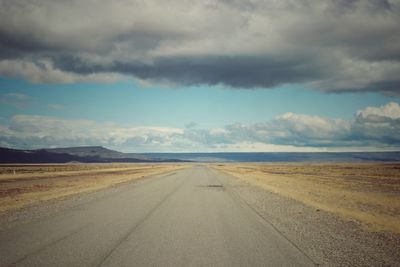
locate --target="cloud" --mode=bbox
[265,113,351,147]
[0,115,183,151]
[217,102,400,148]
[356,101,400,120]
[0,59,124,84]
[352,102,400,144]
[0,0,399,94]
[1,102,399,152]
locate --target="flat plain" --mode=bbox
[0,163,189,214]
[212,163,400,233]
[1,163,399,266]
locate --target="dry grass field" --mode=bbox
[0,163,190,214]
[212,163,400,234]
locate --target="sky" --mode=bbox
[0,0,400,152]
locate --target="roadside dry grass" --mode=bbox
[0,163,190,214]
[212,163,400,234]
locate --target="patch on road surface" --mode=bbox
[199,184,224,191]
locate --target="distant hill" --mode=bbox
[2,146,400,163]
[0,146,185,163]
[143,152,400,163]
[44,146,150,161]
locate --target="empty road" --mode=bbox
[0,166,314,266]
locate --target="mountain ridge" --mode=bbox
[1,146,400,163]
[43,146,149,160]
[0,146,185,163]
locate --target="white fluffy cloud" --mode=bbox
[1,115,183,151]
[0,0,399,94]
[266,113,351,146]
[356,101,400,120]
[1,102,399,152]
[352,102,400,144]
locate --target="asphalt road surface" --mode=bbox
[0,166,314,266]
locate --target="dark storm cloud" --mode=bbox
[0,0,399,94]
[99,56,325,88]
[49,53,326,88]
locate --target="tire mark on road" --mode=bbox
[95,173,189,267]
[10,224,92,266]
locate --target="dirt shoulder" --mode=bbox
[211,164,400,266]
[212,163,400,233]
[0,163,190,214]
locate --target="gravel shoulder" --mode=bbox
[213,168,400,266]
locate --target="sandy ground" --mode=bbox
[0,163,190,214]
[212,163,400,234]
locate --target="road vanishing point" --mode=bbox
[0,166,315,266]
